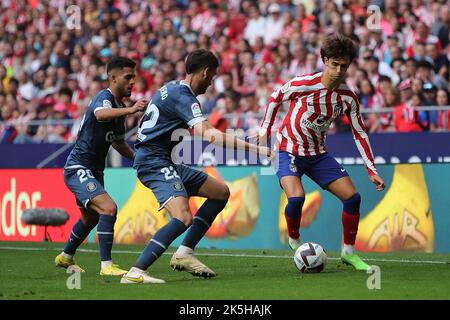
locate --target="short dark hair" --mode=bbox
[59,87,73,97]
[320,34,358,63]
[185,49,219,74]
[417,59,433,70]
[106,56,136,74]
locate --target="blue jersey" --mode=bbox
[134,80,206,164]
[65,88,126,172]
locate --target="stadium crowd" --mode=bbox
[0,0,449,144]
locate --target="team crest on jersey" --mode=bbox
[289,163,298,173]
[333,104,343,117]
[191,103,202,117]
[173,182,184,191]
[86,182,97,192]
[103,99,112,108]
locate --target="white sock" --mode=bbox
[101,260,113,269]
[342,244,354,255]
[175,245,194,256]
[62,252,73,259]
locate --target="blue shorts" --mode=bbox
[64,167,107,208]
[276,151,349,189]
[135,160,208,210]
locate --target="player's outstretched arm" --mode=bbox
[112,139,135,161]
[193,120,273,158]
[95,99,148,121]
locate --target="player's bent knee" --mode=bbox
[342,192,361,215]
[101,202,118,216]
[219,184,230,200]
[175,212,193,227]
[287,197,305,210]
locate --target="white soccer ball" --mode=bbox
[294,242,327,273]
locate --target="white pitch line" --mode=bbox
[0,246,448,265]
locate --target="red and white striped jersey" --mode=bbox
[259,72,378,176]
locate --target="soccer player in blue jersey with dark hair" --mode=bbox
[55,57,148,275]
[120,49,272,284]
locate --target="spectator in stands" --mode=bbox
[357,78,384,133]
[419,82,439,131]
[394,95,423,132]
[243,4,265,47]
[436,89,450,131]
[46,103,72,143]
[425,42,449,80]
[379,87,398,132]
[263,3,284,46]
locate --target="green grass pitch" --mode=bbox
[1,241,449,300]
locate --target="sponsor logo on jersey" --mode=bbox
[105,131,115,142]
[191,103,202,117]
[103,99,112,108]
[301,118,322,131]
[86,182,97,192]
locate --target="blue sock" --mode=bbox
[64,219,96,255]
[134,218,187,270]
[182,199,227,249]
[97,214,116,262]
[285,197,305,239]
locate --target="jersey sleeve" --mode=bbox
[92,92,114,116]
[174,92,207,128]
[345,95,378,176]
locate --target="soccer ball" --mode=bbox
[294,242,327,273]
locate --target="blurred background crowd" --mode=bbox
[0,0,449,144]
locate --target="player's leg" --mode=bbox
[280,176,306,250]
[55,207,98,272]
[277,151,306,251]
[170,170,229,277]
[122,164,189,284]
[55,169,102,272]
[177,170,229,255]
[122,196,189,284]
[312,154,370,271]
[87,193,127,275]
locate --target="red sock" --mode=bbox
[285,214,301,239]
[342,211,360,245]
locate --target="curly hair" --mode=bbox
[320,34,358,63]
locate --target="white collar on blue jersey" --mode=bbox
[179,80,196,96]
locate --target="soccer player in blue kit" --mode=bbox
[55,57,148,275]
[120,49,272,284]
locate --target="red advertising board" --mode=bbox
[0,169,80,242]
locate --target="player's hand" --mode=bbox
[130,99,149,114]
[370,174,385,191]
[258,146,274,160]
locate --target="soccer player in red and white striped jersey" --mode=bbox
[258,34,385,271]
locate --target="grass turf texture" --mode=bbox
[1,241,449,300]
